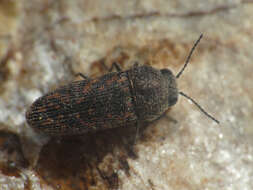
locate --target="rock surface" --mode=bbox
[0,0,253,190]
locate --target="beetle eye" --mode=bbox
[160,68,173,76]
[168,93,178,106]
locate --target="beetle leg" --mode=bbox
[109,62,122,72]
[134,121,140,144]
[75,73,89,80]
[133,62,139,68]
[101,62,122,72]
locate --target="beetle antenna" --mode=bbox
[179,91,219,124]
[176,34,203,78]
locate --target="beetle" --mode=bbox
[26,34,219,136]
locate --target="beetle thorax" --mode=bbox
[128,65,178,122]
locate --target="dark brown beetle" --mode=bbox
[26,34,219,136]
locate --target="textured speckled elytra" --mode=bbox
[26,35,219,136]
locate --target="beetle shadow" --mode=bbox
[34,122,149,189]
[138,112,178,143]
[33,112,177,189]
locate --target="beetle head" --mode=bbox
[160,68,178,106]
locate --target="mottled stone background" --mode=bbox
[0,0,253,190]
